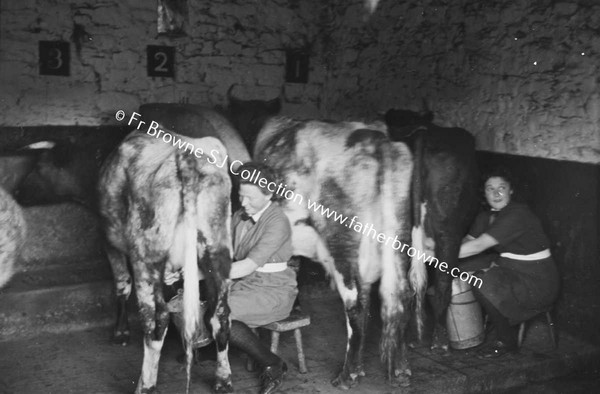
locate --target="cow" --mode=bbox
[384,108,479,351]
[102,107,249,349]
[136,103,258,213]
[221,84,282,152]
[0,141,103,208]
[138,103,252,166]
[0,186,26,289]
[253,116,426,388]
[97,129,235,393]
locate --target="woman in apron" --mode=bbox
[227,162,297,394]
[459,168,560,358]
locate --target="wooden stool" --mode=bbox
[517,311,557,349]
[246,310,311,374]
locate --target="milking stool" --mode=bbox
[517,310,557,349]
[246,308,311,374]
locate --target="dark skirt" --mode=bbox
[228,268,298,328]
[461,254,560,325]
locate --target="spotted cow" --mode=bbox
[253,117,426,388]
[97,130,234,393]
[385,108,479,351]
[0,186,26,289]
[137,103,257,213]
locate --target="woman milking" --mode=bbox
[458,167,560,358]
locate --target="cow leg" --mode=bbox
[133,264,170,394]
[331,273,369,389]
[210,282,233,393]
[105,243,132,345]
[430,274,451,351]
[430,235,460,352]
[380,256,412,387]
[136,328,168,394]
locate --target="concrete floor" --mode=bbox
[1,291,599,394]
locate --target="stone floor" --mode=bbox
[1,292,599,394]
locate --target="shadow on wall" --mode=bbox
[476,151,600,344]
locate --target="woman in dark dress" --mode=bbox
[459,168,560,358]
[226,162,296,394]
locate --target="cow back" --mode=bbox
[98,130,231,254]
[139,103,251,169]
[255,117,412,284]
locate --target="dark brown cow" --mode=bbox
[97,130,234,393]
[385,109,479,351]
[254,117,426,388]
[221,85,282,152]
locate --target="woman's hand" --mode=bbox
[229,258,259,279]
[459,233,498,259]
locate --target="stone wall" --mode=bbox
[317,0,600,163]
[0,0,319,124]
[1,0,598,163]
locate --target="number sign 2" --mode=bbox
[39,41,70,76]
[147,45,175,78]
[285,50,309,84]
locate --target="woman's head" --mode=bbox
[236,162,277,216]
[482,167,514,211]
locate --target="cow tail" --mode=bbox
[378,141,401,367]
[176,152,201,393]
[408,129,427,340]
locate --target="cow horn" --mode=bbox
[21,140,56,150]
[227,83,239,102]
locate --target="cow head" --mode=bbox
[383,108,434,141]
[225,84,282,151]
[12,140,101,209]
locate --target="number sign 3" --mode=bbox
[147,45,175,78]
[39,41,70,76]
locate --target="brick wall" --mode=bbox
[1,0,598,163]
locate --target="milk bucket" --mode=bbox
[446,278,484,350]
[168,290,212,348]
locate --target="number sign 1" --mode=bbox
[39,41,70,76]
[285,50,309,84]
[147,45,175,78]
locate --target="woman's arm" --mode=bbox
[459,233,499,259]
[229,258,259,279]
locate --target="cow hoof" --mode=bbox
[214,379,234,393]
[135,384,158,394]
[408,339,421,349]
[331,370,361,390]
[430,344,450,355]
[430,340,449,354]
[393,368,412,387]
[430,330,449,354]
[112,330,130,346]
